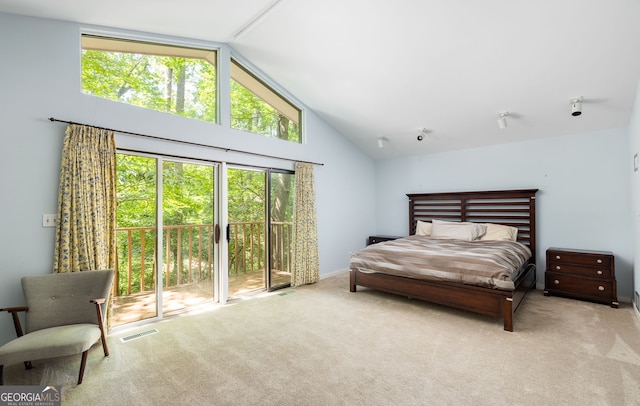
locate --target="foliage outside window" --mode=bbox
[115,154,218,296]
[115,154,157,295]
[81,35,217,123]
[231,59,302,143]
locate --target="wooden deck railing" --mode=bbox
[115,222,292,297]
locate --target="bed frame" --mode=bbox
[350,189,538,331]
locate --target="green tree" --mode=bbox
[230,80,300,142]
[82,50,217,122]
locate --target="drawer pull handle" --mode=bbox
[597,259,603,264]
[554,280,560,285]
[555,255,561,260]
[598,286,605,291]
[597,270,603,275]
[556,266,561,270]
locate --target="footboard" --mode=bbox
[350,261,536,331]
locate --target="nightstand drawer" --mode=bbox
[547,249,612,268]
[545,272,615,299]
[546,261,613,278]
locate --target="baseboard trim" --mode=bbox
[320,268,349,280]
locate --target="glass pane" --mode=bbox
[230,59,301,142]
[227,168,266,296]
[113,154,158,326]
[162,161,216,315]
[82,35,217,124]
[270,172,294,289]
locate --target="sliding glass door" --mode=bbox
[268,170,294,290]
[113,154,158,325]
[227,167,266,297]
[226,167,294,297]
[112,153,218,326]
[112,154,293,325]
[161,160,217,316]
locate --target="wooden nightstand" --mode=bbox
[367,235,402,245]
[544,247,618,308]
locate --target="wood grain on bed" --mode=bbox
[408,189,538,256]
[350,189,538,331]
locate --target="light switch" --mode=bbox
[42,214,58,227]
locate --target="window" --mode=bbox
[81,35,217,123]
[231,59,302,143]
[81,35,302,142]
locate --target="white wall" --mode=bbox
[629,80,640,316]
[0,13,376,345]
[375,128,634,300]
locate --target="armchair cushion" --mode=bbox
[0,324,101,366]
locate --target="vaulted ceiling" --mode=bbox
[2,0,640,159]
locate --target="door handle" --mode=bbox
[226,224,230,243]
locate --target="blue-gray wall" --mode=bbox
[0,13,376,345]
[375,127,634,300]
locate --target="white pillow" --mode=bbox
[430,220,487,241]
[480,223,518,241]
[415,220,432,236]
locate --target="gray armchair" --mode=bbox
[0,269,114,385]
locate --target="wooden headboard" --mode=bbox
[407,189,538,257]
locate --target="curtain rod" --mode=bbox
[48,117,324,166]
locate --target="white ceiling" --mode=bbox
[2,0,640,160]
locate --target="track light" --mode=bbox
[417,128,428,141]
[570,96,583,116]
[497,112,509,129]
[377,137,385,148]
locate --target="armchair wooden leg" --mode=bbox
[101,337,109,357]
[93,299,109,357]
[78,350,89,385]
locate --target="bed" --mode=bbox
[349,189,538,331]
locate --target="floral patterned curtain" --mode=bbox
[53,124,117,274]
[291,162,320,286]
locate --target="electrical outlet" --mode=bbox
[42,214,58,227]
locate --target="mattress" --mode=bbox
[349,235,532,291]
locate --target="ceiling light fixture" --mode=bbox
[497,112,509,129]
[570,96,583,116]
[377,137,385,148]
[417,128,429,141]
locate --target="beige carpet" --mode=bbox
[4,271,640,405]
